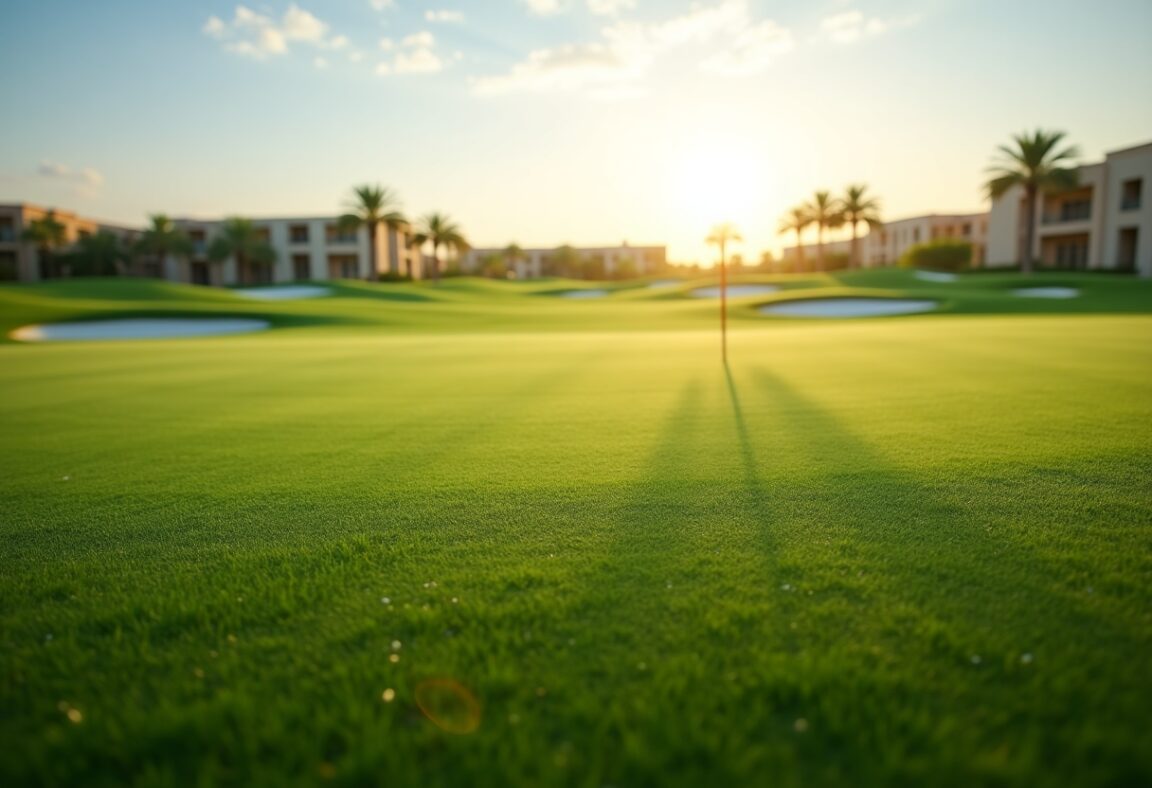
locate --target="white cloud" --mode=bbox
[394,48,444,74]
[472,42,641,95]
[700,20,793,75]
[820,10,916,44]
[377,30,448,76]
[203,16,226,38]
[282,4,328,42]
[204,4,348,60]
[370,0,394,9]
[402,31,435,48]
[522,0,565,16]
[586,0,634,16]
[37,161,71,178]
[36,160,105,195]
[476,0,794,96]
[425,9,464,23]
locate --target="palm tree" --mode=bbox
[546,245,581,278]
[136,214,192,280]
[411,212,467,283]
[22,210,68,278]
[805,191,845,272]
[841,185,883,269]
[985,129,1079,273]
[504,242,524,278]
[777,206,813,273]
[706,222,742,363]
[70,231,131,276]
[207,218,276,284]
[339,185,406,281]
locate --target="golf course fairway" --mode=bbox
[1,274,1150,787]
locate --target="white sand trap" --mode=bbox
[1013,286,1079,299]
[691,284,780,298]
[914,271,958,283]
[646,280,681,288]
[11,318,270,342]
[558,289,610,299]
[759,298,937,318]
[233,285,331,300]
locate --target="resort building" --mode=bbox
[0,203,139,281]
[461,243,667,278]
[171,215,424,285]
[986,140,1152,275]
[861,213,988,267]
[780,212,989,269]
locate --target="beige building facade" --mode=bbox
[986,140,1152,275]
[0,203,139,281]
[781,212,988,268]
[171,216,423,286]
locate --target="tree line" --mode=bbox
[20,184,469,283]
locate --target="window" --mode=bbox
[0,251,17,280]
[962,223,972,236]
[913,227,921,243]
[191,262,210,285]
[1121,179,1143,211]
[326,224,358,244]
[328,254,359,279]
[292,254,311,280]
[0,217,15,242]
[1059,199,1091,222]
[188,229,206,256]
[1054,240,1088,269]
[290,224,309,243]
[1118,228,1138,270]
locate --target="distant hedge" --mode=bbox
[899,240,973,272]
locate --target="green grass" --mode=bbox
[2,272,1151,786]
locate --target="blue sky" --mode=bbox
[2,0,1151,263]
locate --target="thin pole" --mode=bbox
[720,241,728,364]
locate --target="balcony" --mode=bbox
[1042,204,1091,225]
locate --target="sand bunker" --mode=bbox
[691,284,780,298]
[646,280,681,288]
[914,271,958,283]
[558,289,610,299]
[233,285,331,300]
[759,298,937,318]
[1013,286,1079,299]
[11,318,270,342]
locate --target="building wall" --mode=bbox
[1100,143,1152,276]
[0,203,138,281]
[985,141,1152,276]
[782,213,988,268]
[172,216,422,285]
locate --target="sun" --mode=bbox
[669,134,763,227]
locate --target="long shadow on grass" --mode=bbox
[744,365,1136,637]
[743,366,1152,749]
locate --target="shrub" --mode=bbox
[823,252,851,271]
[899,240,973,272]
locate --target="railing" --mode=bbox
[1042,206,1091,224]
